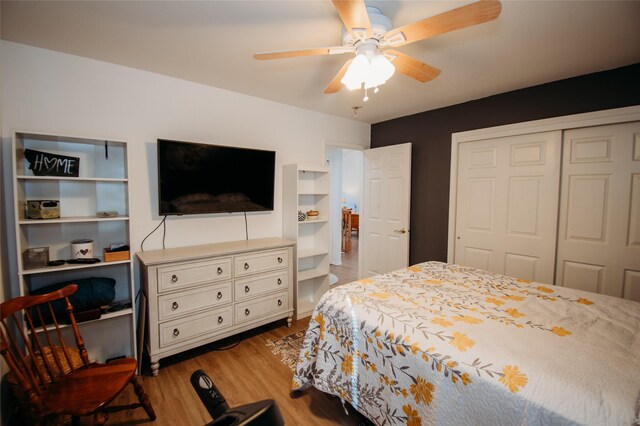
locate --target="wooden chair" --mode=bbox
[341,208,352,253]
[0,284,156,425]
[351,213,359,236]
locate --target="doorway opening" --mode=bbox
[326,146,363,287]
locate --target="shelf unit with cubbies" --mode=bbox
[11,132,136,363]
[283,163,330,319]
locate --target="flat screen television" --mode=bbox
[157,139,276,215]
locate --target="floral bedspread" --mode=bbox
[292,262,640,425]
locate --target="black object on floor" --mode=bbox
[190,370,284,426]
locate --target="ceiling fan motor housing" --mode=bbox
[341,6,392,47]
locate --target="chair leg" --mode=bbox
[131,376,157,421]
[93,412,109,425]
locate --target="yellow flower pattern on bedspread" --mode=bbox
[292,262,640,425]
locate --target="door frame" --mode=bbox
[448,105,640,263]
[324,139,367,278]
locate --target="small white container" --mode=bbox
[71,239,94,259]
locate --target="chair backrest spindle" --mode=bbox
[22,307,59,386]
[64,296,89,366]
[35,303,66,380]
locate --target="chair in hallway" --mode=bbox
[341,208,352,253]
[351,213,359,236]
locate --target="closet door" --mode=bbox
[556,122,640,301]
[454,131,561,283]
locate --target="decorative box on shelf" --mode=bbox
[104,248,130,262]
[23,247,50,269]
[26,200,60,219]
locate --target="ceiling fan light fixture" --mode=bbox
[369,53,395,83]
[342,50,396,93]
[341,53,369,90]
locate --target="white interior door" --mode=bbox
[360,143,411,278]
[556,121,640,300]
[454,132,561,283]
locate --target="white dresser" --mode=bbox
[137,237,295,376]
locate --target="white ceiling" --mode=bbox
[2,1,639,124]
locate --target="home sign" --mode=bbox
[24,149,80,177]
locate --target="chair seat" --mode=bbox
[44,358,137,416]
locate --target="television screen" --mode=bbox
[157,139,275,215]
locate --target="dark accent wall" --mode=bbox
[371,63,640,265]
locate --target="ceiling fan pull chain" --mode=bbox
[363,87,369,102]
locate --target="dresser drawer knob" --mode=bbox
[218,316,224,324]
[277,257,283,263]
[245,308,250,316]
[217,291,223,299]
[217,267,223,275]
[173,328,180,337]
[244,262,250,270]
[277,299,282,306]
[171,274,178,283]
[244,285,250,293]
[171,301,179,310]
[277,278,282,285]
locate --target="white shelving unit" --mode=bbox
[11,132,136,363]
[283,163,330,319]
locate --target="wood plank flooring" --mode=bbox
[102,317,371,426]
[330,236,359,286]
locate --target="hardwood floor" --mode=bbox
[102,317,371,426]
[330,235,359,286]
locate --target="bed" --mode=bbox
[292,262,640,425]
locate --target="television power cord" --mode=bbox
[140,215,168,252]
[244,211,248,240]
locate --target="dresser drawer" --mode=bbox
[157,258,231,293]
[234,249,288,277]
[235,292,289,325]
[235,271,288,301]
[159,307,232,348]
[158,282,232,321]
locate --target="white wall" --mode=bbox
[327,146,343,265]
[341,149,363,212]
[1,41,370,298]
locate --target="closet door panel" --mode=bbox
[565,175,609,241]
[629,174,640,247]
[623,270,640,303]
[556,121,640,298]
[455,132,561,283]
[504,253,539,282]
[562,261,605,293]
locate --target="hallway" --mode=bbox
[330,235,358,286]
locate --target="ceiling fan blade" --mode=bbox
[254,47,349,60]
[385,50,441,83]
[384,0,502,47]
[332,0,372,38]
[325,58,353,94]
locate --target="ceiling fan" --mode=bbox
[254,0,502,101]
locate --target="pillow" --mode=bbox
[29,277,116,325]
